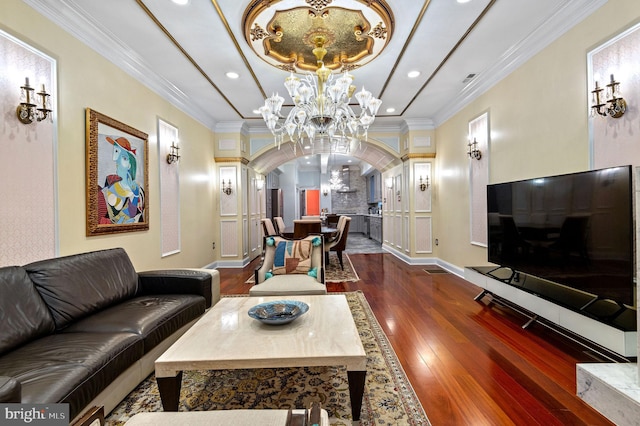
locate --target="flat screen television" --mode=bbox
[487,165,634,306]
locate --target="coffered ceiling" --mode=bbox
[25,0,605,173]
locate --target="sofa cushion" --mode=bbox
[0,376,21,403]
[25,248,138,330]
[63,294,205,352]
[0,266,55,356]
[138,269,213,308]
[0,331,142,419]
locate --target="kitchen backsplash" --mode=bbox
[331,167,368,213]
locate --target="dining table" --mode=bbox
[281,226,338,240]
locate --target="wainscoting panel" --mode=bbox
[0,30,56,266]
[415,217,433,253]
[220,166,237,216]
[414,163,432,212]
[158,119,180,257]
[404,215,409,253]
[220,220,238,257]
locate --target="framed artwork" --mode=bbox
[86,108,149,236]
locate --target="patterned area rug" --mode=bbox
[246,253,360,283]
[105,291,430,425]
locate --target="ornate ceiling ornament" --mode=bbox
[243,0,394,73]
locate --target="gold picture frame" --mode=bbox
[86,108,149,236]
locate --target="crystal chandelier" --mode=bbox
[258,34,382,152]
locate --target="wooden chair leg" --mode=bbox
[337,251,344,270]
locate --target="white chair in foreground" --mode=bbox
[250,235,326,296]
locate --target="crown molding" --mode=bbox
[24,0,218,130]
[215,121,249,134]
[401,153,436,161]
[433,0,608,126]
[215,157,250,165]
[401,119,436,133]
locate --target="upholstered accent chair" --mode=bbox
[325,216,351,270]
[250,235,326,296]
[261,218,278,237]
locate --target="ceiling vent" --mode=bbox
[462,73,477,84]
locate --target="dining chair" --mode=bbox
[301,215,321,220]
[261,218,278,237]
[292,219,321,239]
[325,214,340,227]
[325,216,351,270]
[273,216,286,235]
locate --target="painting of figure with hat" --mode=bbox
[86,108,148,235]
[99,135,146,224]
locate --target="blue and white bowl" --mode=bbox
[248,300,309,325]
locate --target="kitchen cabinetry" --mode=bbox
[348,215,364,233]
[370,216,382,243]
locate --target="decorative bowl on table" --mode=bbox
[248,300,309,325]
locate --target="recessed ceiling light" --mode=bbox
[225,72,239,79]
[407,70,421,78]
[347,160,352,163]
[304,145,311,149]
[457,0,471,3]
[171,0,189,5]
[386,107,396,113]
[252,109,261,115]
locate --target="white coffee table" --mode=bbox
[155,294,367,422]
[124,409,329,425]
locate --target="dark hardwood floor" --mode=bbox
[218,252,616,425]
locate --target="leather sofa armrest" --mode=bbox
[0,376,21,403]
[137,269,220,308]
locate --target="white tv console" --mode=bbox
[464,266,637,358]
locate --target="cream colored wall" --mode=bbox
[1,0,217,271]
[434,0,640,270]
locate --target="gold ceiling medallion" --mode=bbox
[370,22,387,39]
[307,0,333,11]
[243,0,393,73]
[249,23,269,42]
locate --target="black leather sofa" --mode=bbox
[0,248,220,421]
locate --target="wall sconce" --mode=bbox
[221,179,233,195]
[467,137,481,160]
[322,185,329,196]
[256,178,264,191]
[166,141,180,164]
[590,74,626,118]
[418,175,429,191]
[16,77,52,124]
